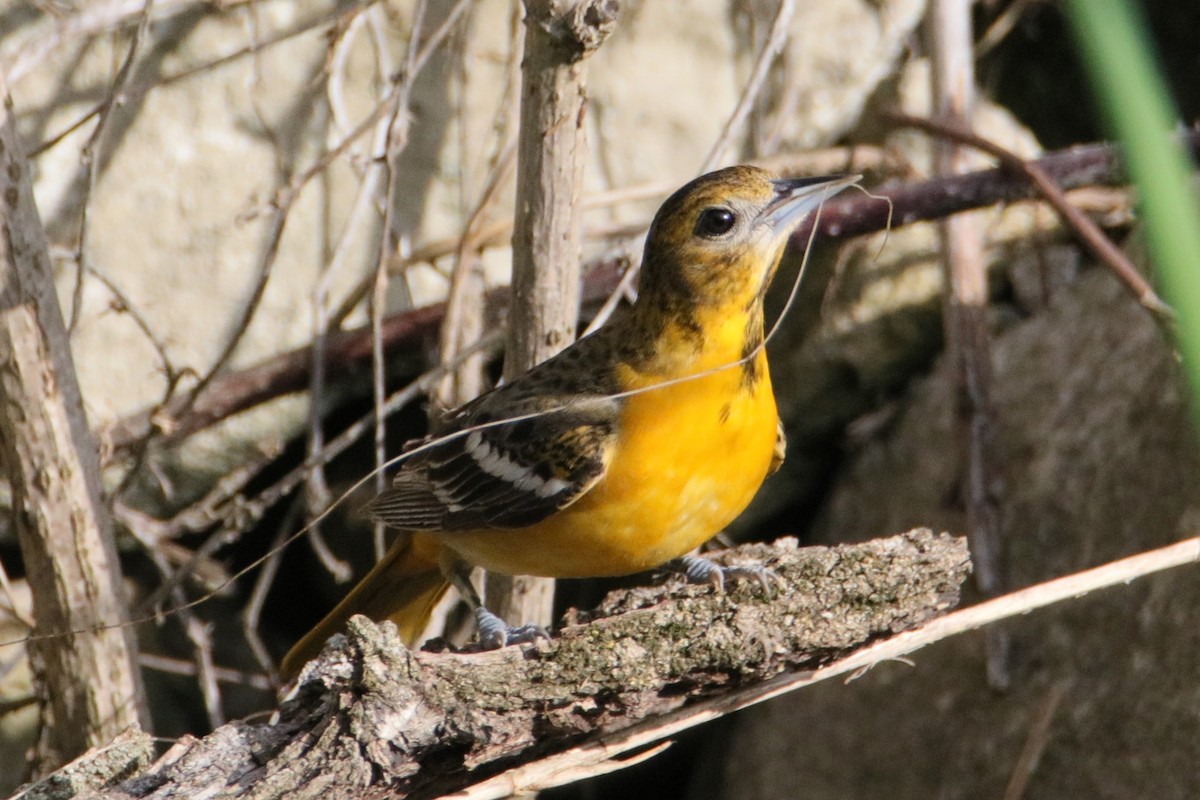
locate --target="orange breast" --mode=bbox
[442,350,779,578]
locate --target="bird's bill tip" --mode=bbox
[761,173,858,231]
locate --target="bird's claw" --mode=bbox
[473,607,552,650]
[673,554,783,597]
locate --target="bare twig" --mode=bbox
[887,110,1173,319]
[927,0,1009,689]
[490,0,620,632]
[1002,679,1069,800]
[4,0,208,85]
[182,614,223,730]
[138,652,271,693]
[701,0,795,172]
[368,0,432,558]
[84,263,193,498]
[67,0,157,334]
[28,3,363,159]
[976,0,1043,59]
[240,497,304,687]
[437,145,517,406]
[306,6,390,572]
[110,0,473,484]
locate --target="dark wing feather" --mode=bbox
[365,393,618,532]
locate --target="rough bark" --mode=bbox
[0,71,146,772]
[15,530,969,800]
[491,0,619,631]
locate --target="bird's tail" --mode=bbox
[281,532,450,679]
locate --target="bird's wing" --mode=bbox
[365,393,619,531]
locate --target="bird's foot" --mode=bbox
[473,607,552,650]
[670,554,783,596]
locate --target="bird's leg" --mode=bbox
[441,553,551,649]
[667,553,783,596]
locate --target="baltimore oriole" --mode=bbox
[282,166,854,677]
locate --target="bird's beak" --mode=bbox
[759,174,859,234]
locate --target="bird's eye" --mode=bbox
[694,207,737,238]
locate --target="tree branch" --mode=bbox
[0,70,145,772]
[21,530,965,800]
[490,0,619,631]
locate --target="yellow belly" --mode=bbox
[442,357,778,577]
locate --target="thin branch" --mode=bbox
[887,110,1173,319]
[181,614,222,730]
[927,0,1009,689]
[4,0,213,85]
[122,0,472,472]
[138,652,271,693]
[305,4,391,575]
[240,497,304,688]
[1002,679,1069,800]
[701,0,795,171]
[27,3,363,159]
[67,0,157,334]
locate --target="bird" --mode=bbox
[281,165,855,678]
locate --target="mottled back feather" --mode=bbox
[365,329,625,532]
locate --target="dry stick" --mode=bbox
[138,652,271,693]
[493,0,620,631]
[120,0,471,468]
[28,2,365,159]
[701,0,795,172]
[446,535,1200,799]
[303,6,394,580]
[0,68,147,772]
[1002,679,1069,800]
[369,0,431,560]
[887,110,1173,319]
[102,130,1200,455]
[927,0,1009,690]
[66,0,157,334]
[438,144,518,403]
[86,264,192,494]
[976,0,1041,59]
[181,611,223,730]
[241,497,304,688]
[4,0,204,84]
[435,39,521,411]
[331,178,662,329]
[121,512,227,729]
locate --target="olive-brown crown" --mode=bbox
[637,165,806,313]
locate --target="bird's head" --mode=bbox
[637,166,855,315]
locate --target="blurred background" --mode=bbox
[2,0,1200,796]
